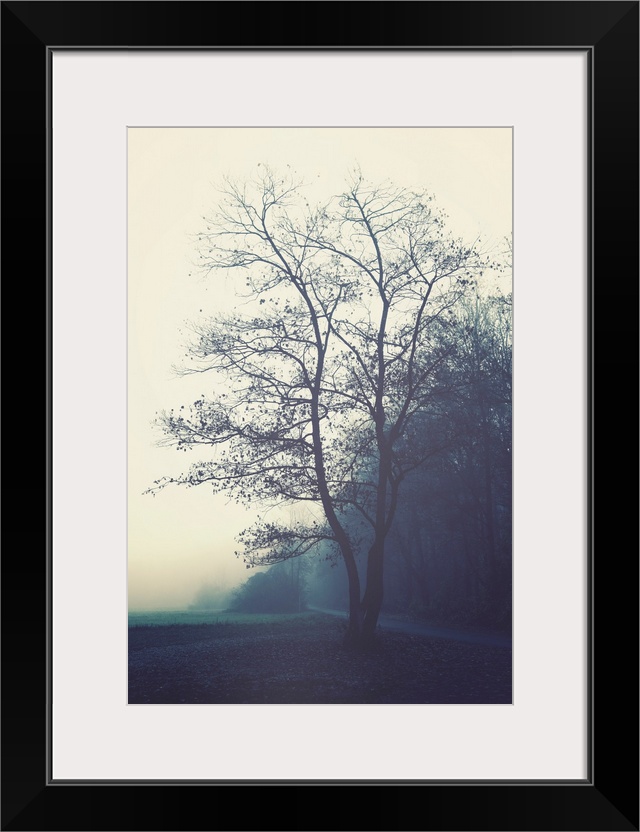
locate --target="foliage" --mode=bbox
[229,559,308,614]
[149,168,509,643]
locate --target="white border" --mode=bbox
[52,51,587,781]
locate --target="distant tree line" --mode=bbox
[229,558,309,614]
[308,291,512,631]
[188,583,230,611]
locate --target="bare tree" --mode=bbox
[149,168,500,645]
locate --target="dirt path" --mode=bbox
[308,606,511,648]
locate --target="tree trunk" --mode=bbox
[342,548,362,644]
[361,539,384,644]
[360,440,393,646]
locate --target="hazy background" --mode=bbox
[128,127,512,611]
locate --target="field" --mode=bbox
[128,611,511,705]
[128,609,310,628]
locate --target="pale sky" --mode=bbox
[128,127,512,610]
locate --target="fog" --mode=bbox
[128,127,511,612]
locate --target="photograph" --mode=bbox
[128,127,513,705]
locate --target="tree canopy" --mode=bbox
[149,168,510,645]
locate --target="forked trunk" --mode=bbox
[342,549,362,645]
[361,540,384,646]
[359,437,392,647]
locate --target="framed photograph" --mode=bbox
[2,2,637,830]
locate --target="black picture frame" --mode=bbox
[2,2,637,830]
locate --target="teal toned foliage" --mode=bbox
[149,168,509,644]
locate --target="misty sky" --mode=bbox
[127,127,512,610]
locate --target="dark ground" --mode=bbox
[128,613,511,704]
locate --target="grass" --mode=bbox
[128,611,512,705]
[128,609,328,629]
